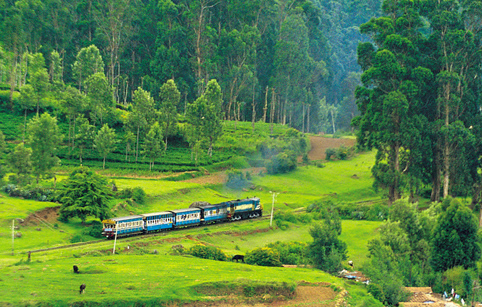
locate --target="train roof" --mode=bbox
[102,215,143,223]
[170,208,201,214]
[140,211,174,217]
[199,203,228,209]
[225,197,260,203]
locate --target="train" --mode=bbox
[101,197,262,239]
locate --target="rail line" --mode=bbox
[21,214,270,255]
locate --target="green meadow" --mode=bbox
[0,142,384,306]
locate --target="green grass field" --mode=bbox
[0,217,381,306]
[0,138,385,306]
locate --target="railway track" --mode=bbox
[22,214,270,255]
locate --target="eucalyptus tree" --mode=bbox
[152,0,194,101]
[49,50,64,89]
[158,79,180,150]
[0,129,6,183]
[27,112,61,184]
[84,72,113,127]
[27,53,50,115]
[186,79,223,157]
[94,123,117,169]
[72,45,104,92]
[75,115,95,164]
[421,0,482,201]
[218,26,260,121]
[60,86,85,149]
[128,87,156,162]
[6,143,32,185]
[355,0,431,203]
[92,0,134,102]
[142,122,165,171]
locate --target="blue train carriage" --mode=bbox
[140,211,174,233]
[227,197,262,221]
[198,203,228,224]
[171,208,201,228]
[102,215,144,239]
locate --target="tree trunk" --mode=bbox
[302,103,305,133]
[103,156,106,169]
[263,86,268,123]
[307,105,310,133]
[23,108,27,143]
[270,88,275,134]
[136,125,140,162]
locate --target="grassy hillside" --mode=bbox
[0,116,385,306]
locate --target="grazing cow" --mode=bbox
[79,284,86,294]
[348,261,354,269]
[232,255,245,263]
[73,265,79,274]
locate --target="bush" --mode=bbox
[187,244,228,261]
[266,241,308,265]
[245,247,282,267]
[266,151,297,174]
[116,187,146,204]
[82,221,104,238]
[325,148,336,160]
[132,187,146,204]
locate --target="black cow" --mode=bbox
[73,265,79,274]
[232,255,245,263]
[79,284,86,294]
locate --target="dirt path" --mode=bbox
[306,136,356,161]
[195,284,343,307]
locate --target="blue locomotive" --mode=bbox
[101,197,262,239]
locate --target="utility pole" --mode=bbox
[11,220,14,256]
[112,224,118,255]
[269,191,279,227]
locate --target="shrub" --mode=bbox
[187,244,227,261]
[266,241,308,265]
[82,220,104,238]
[266,151,297,174]
[132,187,146,204]
[325,148,336,160]
[116,187,146,204]
[245,247,282,267]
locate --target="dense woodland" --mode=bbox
[0,0,379,134]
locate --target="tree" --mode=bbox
[27,113,61,183]
[18,84,35,143]
[57,166,112,224]
[60,86,85,149]
[355,0,430,203]
[49,50,64,89]
[6,143,32,185]
[308,219,347,273]
[128,87,156,162]
[431,198,481,272]
[75,115,95,164]
[84,72,113,126]
[94,123,117,169]
[123,130,135,162]
[27,53,50,115]
[158,79,180,150]
[186,79,223,157]
[72,45,104,92]
[0,129,7,183]
[92,0,134,101]
[142,122,165,171]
